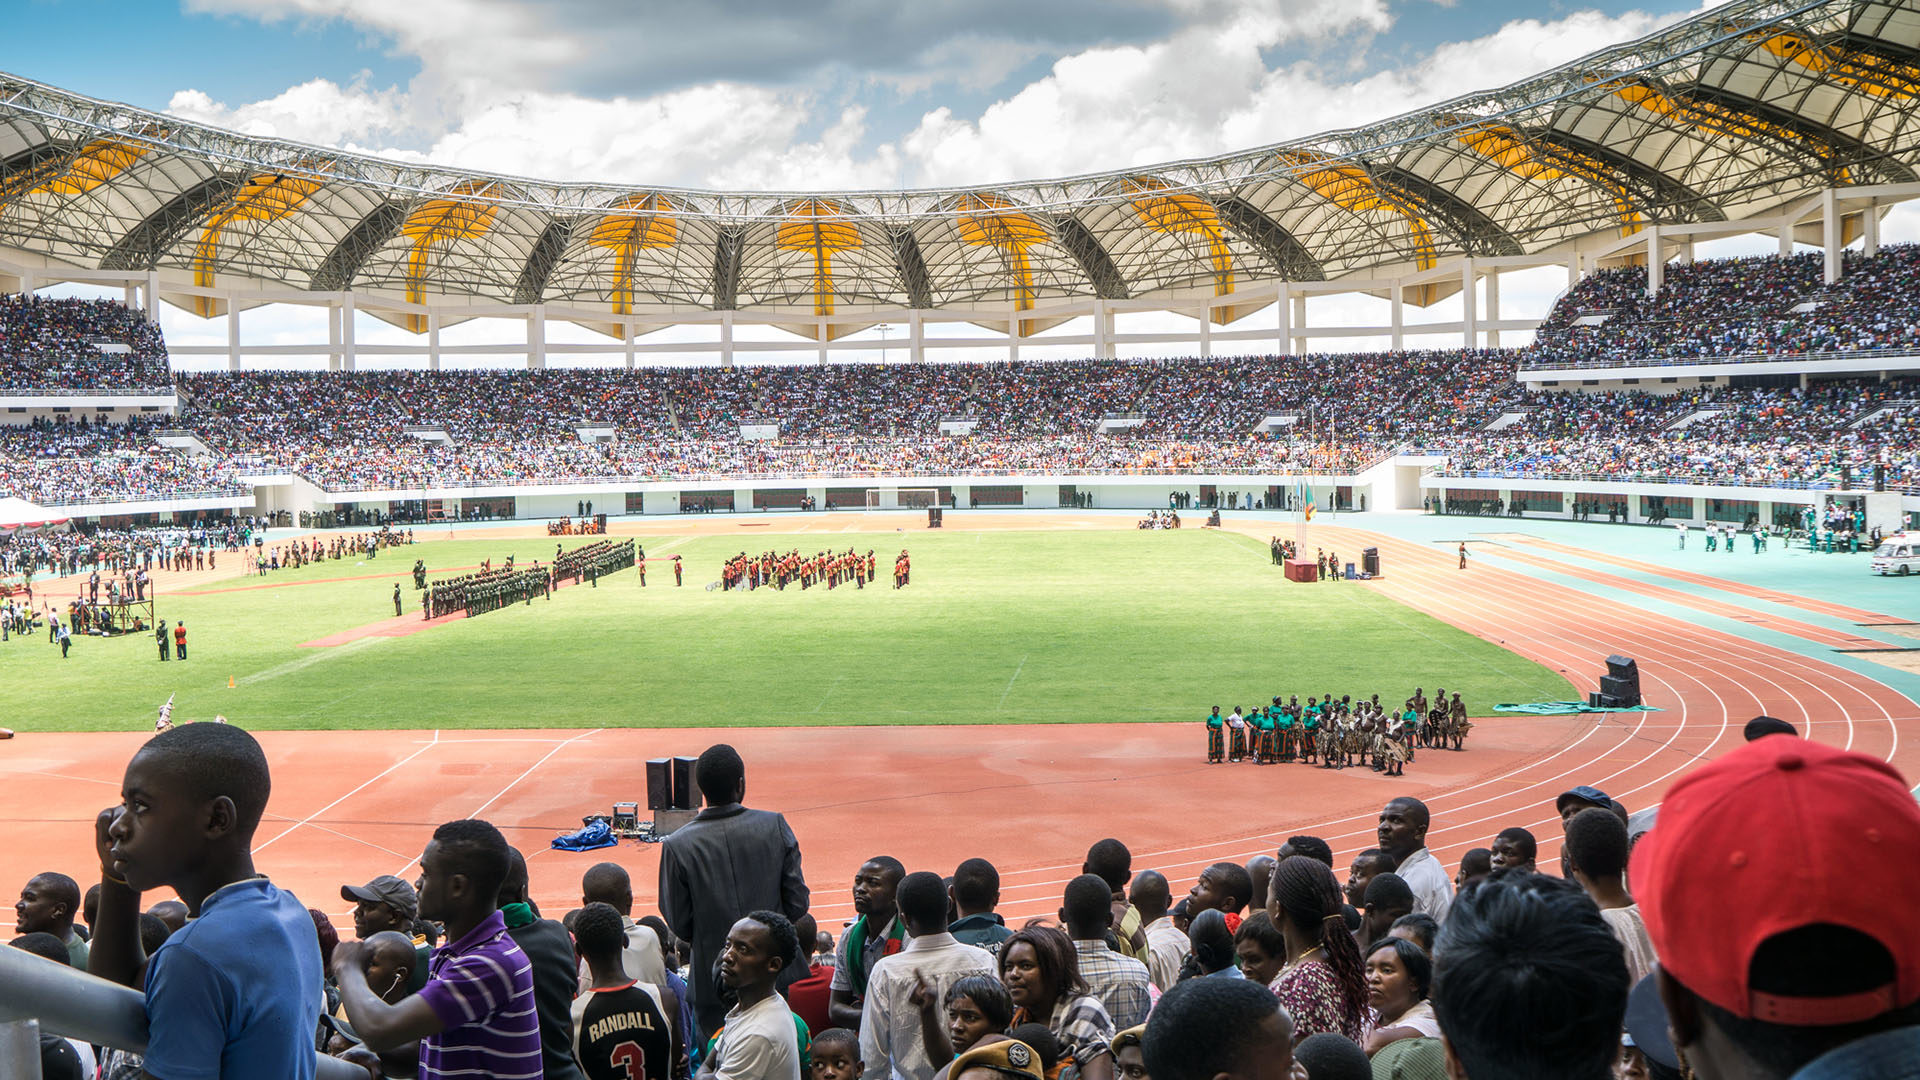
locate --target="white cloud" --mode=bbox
[167,77,409,148]
[164,0,1734,195]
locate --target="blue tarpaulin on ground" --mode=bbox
[1494,702,1664,716]
[551,819,617,852]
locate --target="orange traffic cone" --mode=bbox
[228,675,236,689]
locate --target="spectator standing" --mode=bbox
[1142,977,1301,1080]
[1129,870,1186,992]
[1564,807,1657,984]
[947,858,1012,954]
[660,744,810,1041]
[500,847,590,1080]
[1431,871,1629,1080]
[87,723,323,1079]
[14,871,87,968]
[1266,856,1369,1044]
[1061,874,1152,1030]
[704,911,805,1080]
[579,861,670,990]
[1375,798,1453,923]
[331,819,542,1080]
[1632,737,1920,1079]
[831,856,906,1030]
[858,871,996,1080]
[573,902,679,1080]
[1000,924,1116,1080]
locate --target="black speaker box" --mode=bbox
[646,758,672,811]
[1605,655,1638,679]
[672,755,701,810]
[1600,675,1640,704]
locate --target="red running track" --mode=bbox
[2,517,1914,928]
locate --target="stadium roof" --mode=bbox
[0,0,1917,337]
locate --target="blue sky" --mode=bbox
[0,0,1720,190]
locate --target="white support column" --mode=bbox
[1485,270,1501,349]
[18,272,33,295]
[1277,282,1291,354]
[1823,188,1842,284]
[1864,201,1881,258]
[1008,308,1020,364]
[1566,253,1580,292]
[624,321,635,370]
[909,310,925,364]
[1779,213,1794,257]
[328,299,342,371]
[1676,241,1695,266]
[427,311,442,371]
[1646,226,1663,297]
[817,317,829,365]
[227,303,241,371]
[721,312,735,369]
[1291,293,1307,353]
[528,304,547,369]
[1460,257,1477,349]
[340,292,357,372]
[124,281,138,309]
[1197,304,1212,358]
[1390,282,1404,351]
[144,271,159,319]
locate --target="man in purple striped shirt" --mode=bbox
[332,819,544,1079]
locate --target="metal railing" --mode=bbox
[0,946,365,1080]
[1520,347,1920,373]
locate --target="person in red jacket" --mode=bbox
[172,621,187,661]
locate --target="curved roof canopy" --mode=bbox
[0,0,1916,332]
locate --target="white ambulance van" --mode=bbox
[1871,533,1920,576]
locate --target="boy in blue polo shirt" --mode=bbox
[88,722,322,1080]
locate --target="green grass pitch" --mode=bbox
[1,528,1575,731]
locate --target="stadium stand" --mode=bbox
[9,244,1920,505]
[0,295,172,394]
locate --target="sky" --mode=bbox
[5,0,1733,191]
[6,0,1913,361]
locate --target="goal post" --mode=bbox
[865,487,941,510]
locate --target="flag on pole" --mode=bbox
[1304,504,1316,522]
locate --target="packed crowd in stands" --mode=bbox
[8,243,1920,505]
[0,294,172,393]
[1527,245,1920,368]
[11,722,1913,1080]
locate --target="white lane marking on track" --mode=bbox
[255,729,441,852]
[387,727,606,877]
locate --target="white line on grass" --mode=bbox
[240,635,381,686]
[255,728,441,852]
[997,654,1028,710]
[809,676,846,714]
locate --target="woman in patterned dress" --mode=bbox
[1264,856,1371,1045]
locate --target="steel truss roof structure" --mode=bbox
[0,0,1917,340]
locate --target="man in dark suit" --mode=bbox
[658,743,809,1042]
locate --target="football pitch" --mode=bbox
[2,526,1574,731]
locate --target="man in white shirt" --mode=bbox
[860,872,995,1080]
[1377,797,1453,924]
[703,912,803,1080]
[578,862,669,992]
[1130,870,1187,992]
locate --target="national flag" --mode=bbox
[1304,504,1316,522]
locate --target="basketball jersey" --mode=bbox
[572,981,672,1080]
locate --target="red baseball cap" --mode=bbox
[1631,736,1920,1025]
